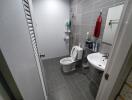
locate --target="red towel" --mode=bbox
[94,15,102,38]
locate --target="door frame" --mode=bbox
[0,71,16,100]
[0,49,23,100]
[96,0,132,100]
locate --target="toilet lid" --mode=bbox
[70,46,78,61]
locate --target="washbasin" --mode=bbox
[87,52,107,71]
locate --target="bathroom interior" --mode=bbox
[0,0,132,100]
[31,0,126,99]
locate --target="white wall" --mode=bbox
[0,0,45,100]
[32,0,70,59]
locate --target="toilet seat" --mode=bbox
[60,57,75,65]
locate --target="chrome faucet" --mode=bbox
[102,53,109,59]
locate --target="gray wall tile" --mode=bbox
[70,0,127,53]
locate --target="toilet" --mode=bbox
[60,46,83,73]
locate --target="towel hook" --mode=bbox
[100,9,103,15]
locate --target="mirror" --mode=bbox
[102,4,124,45]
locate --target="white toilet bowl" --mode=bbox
[60,46,83,73]
[60,57,76,72]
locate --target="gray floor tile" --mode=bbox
[42,57,95,100]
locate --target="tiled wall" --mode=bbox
[70,0,127,53]
[70,1,127,97]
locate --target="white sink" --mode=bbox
[87,52,107,71]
